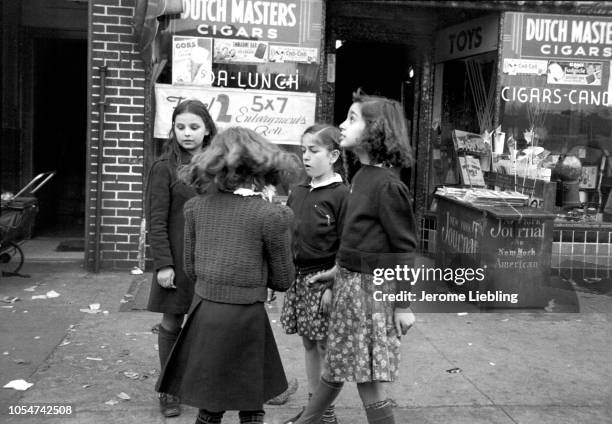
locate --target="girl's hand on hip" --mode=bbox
[319,288,333,315]
[394,307,415,338]
[307,265,338,286]
[157,267,176,289]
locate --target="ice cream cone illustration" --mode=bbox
[190,46,209,82]
[172,36,212,85]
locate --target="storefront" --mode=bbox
[78,0,612,270]
[5,1,612,271]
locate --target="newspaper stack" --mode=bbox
[436,187,528,207]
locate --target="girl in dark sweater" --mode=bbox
[285,91,417,424]
[280,125,348,424]
[146,99,217,418]
[157,127,300,424]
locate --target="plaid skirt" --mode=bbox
[156,296,288,411]
[323,268,401,383]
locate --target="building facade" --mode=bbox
[3,1,612,270]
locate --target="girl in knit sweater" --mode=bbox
[280,125,349,424]
[146,99,217,418]
[285,90,417,424]
[156,127,300,424]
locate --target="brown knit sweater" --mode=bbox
[183,192,295,304]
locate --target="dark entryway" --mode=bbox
[32,37,87,237]
[334,41,416,121]
[334,41,417,187]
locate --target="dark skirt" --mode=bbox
[156,296,288,411]
[147,266,195,314]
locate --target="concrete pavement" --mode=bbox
[0,262,611,424]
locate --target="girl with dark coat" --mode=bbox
[146,99,217,417]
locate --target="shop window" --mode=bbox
[434,53,497,187]
[499,12,612,213]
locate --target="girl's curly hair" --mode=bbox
[352,88,413,168]
[179,127,302,193]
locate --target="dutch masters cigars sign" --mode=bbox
[506,13,612,59]
[170,0,322,48]
[154,84,316,144]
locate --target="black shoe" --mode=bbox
[159,393,181,417]
[282,407,304,424]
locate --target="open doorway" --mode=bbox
[334,41,418,188]
[32,37,87,238]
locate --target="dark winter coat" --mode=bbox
[146,151,197,314]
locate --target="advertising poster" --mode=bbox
[502,12,612,107]
[452,130,490,155]
[546,61,602,85]
[154,83,316,144]
[214,38,269,63]
[502,58,548,76]
[269,45,318,63]
[458,156,486,187]
[172,36,213,86]
[160,1,322,139]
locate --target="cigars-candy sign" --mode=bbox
[154,83,315,144]
[503,12,612,107]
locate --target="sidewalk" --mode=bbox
[1,263,611,423]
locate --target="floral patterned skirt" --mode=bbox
[323,267,401,383]
[280,272,329,341]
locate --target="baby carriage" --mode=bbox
[1,172,55,277]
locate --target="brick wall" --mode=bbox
[87,0,146,270]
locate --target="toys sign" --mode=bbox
[434,15,499,62]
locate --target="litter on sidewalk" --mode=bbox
[1,296,20,303]
[123,371,139,380]
[3,379,33,391]
[80,303,101,314]
[31,291,60,300]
